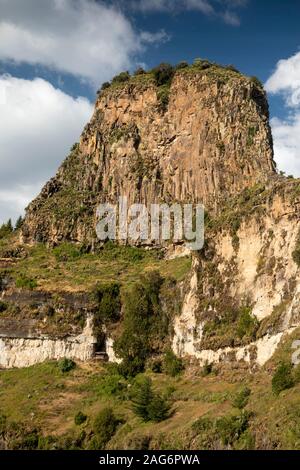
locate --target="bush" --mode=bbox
[19,430,40,450]
[201,361,213,377]
[176,61,189,70]
[132,377,170,423]
[162,350,184,377]
[0,219,13,239]
[152,63,174,87]
[100,82,111,91]
[157,84,171,109]
[96,369,126,398]
[192,412,251,449]
[232,387,251,409]
[53,243,81,262]
[237,307,258,339]
[292,234,300,267]
[148,358,162,373]
[15,275,37,290]
[58,358,76,373]
[74,411,87,426]
[93,282,121,324]
[215,411,250,446]
[114,271,165,377]
[93,408,119,449]
[111,71,130,84]
[192,416,213,434]
[134,67,146,75]
[0,301,7,313]
[272,362,294,395]
[15,216,24,231]
[100,242,145,262]
[70,142,79,152]
[293,363,300,384]
[193,58,212,70]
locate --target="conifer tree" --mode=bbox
[147,394,170,423]
[131,377,170,423]
[132,377,154,421]
[6,219,13,232]
[15,216,24,231]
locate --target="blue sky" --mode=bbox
[1,0,300,223]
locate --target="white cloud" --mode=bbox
[129,0,245,25]
[0,74,93,224]
[265,51,300,107]
[222,10,240,26]
[0,0,147,87]
[266,51,300,177]
[270,115,300,177]
[139,29,170,44]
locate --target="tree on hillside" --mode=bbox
[15,216,24,231]
[0,219,13,239]
[132,377,170,423]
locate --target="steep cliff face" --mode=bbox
[6,61,300,370]
[173,178,300,365]
[21,65,275,245]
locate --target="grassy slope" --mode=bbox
[1,333,300,451]
[0,235,191,293]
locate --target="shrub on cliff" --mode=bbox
[100,81,110,92]
[15,216,24,231]
[201,361,213,377]
[237,307,259,339]
[162,350,184,377]
[74,411,87,426]
[111,71,130,84]
[292,233,300,267]
[272,362,294,395]
[175,61,189,70]
[193,58,212,70]
[232,387,251,409]
[0,301,7,313]
[114,271,166,377]
[152,63,174,87]
[134,67,146,75]
[93,282,121,324]
[58,358,76,373]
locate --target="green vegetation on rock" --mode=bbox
[272,362,294,396]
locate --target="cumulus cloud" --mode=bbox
[0,0,149,87]
[266,51,300,177]
[265,51,300,107]
[270,115,300,177]
[0,75,93,224]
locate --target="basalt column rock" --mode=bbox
[21,65,276,245]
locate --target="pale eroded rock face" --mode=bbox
[0,315,96,368]
[172,182,300,366]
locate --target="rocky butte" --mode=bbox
[1,60,300,372]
